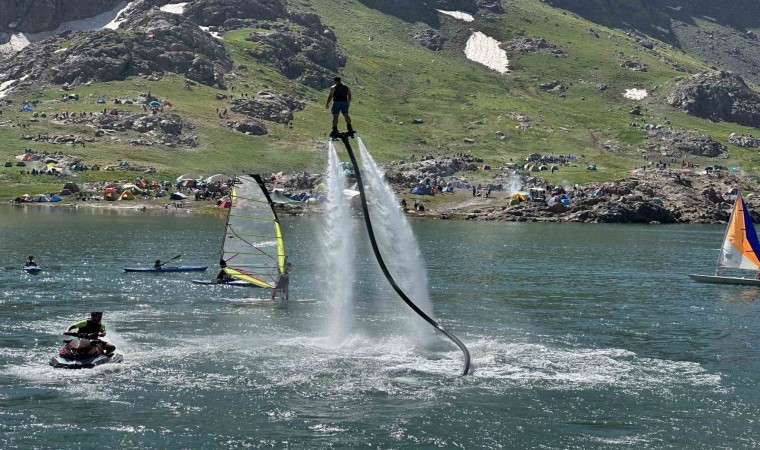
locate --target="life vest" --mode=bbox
[72,319,105,335]
[333,84,349,102]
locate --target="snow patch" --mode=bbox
[0,1,131,56]
[437,10,475,22]
[702,15,717,22]
[199,26,222,40]
[623,88,648,100]
[160,3,187,15]
[666,5,682,11]
[0,74,31,99]
[464,31,509,74]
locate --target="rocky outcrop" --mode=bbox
[503,37,558,54]
[183,0,286,27]
[228,120,268,135]
[667,71,760,128]
[0,0,124,33]
[230,91,305,124]
[728,133,760,148]
[0,10,232,88]
[245,18,344,89]
[414,29,446,51]
[647,130,728,158]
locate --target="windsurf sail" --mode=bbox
[221,174,286,288]
[717,194,760,272]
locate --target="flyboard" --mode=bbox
[331,131,471,376]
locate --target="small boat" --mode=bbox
[23,266,42,274]
[690,193,760,285]
[194,174,288,289]
[124,265,208,273]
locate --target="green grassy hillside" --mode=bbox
[1,0,758,198]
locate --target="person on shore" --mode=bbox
[326,77,353,138]
[24,256,37,267]
[271,262,292,300]
[66,312,116,356]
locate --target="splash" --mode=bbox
[319,142,357,343]
[356,137,437,344]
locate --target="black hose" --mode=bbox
[335,134,471,376]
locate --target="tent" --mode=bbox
[176,173,201,182]
[33,194,50,202]
[170,192,187,200]
[104,187,117,201]
[511,192,528,202]
[205,174,231,184]
[97,98,106,104]
[121,183,144,194]
[119,191,135,200]
[148,100,161,107]
[50,195,62,202]
[22,105,32,111]
[59,189,73,196]
[62,182,79,194]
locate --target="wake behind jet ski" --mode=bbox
[49,331,123,369]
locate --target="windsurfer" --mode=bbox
[271,262,292,300]
[326,77,354,138]
[216,258,234,283]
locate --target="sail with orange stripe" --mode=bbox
[718,194,760,271]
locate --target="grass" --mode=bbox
[1,0,759,198]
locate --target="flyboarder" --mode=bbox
[326,77,354,138]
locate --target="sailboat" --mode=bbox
[689,193,760,286]
[192,174,287,288]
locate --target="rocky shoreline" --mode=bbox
[8,161,757,225]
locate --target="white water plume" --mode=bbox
[319,142,357,343]
[356,137,436,344]
[507,171,522,194]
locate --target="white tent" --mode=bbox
[206,174,231,184]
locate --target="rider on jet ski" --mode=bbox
[66,312,116,357]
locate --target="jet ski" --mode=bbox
[49,332,123,369]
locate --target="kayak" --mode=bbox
[191,279,256,286]
[124,265,208,273]
[23,266,42,274]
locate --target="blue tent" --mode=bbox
[50,195,62,202]
[149,101,161,107]
[97,98,106,104]
[22,105,32,111]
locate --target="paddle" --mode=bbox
[157,255,181,268]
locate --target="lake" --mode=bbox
[0,205,758,448]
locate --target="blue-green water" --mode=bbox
[1,205,758,448]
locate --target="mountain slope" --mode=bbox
[0,0,759,199]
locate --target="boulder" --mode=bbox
[667,71,760,128]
